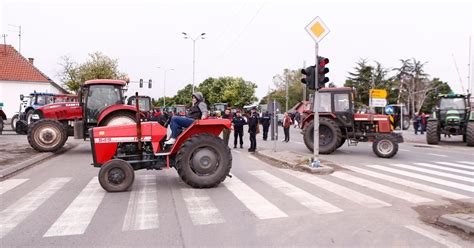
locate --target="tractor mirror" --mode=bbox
[20,94,24,101]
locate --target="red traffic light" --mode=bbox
[318,57,329,67]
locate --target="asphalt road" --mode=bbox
[0,126,473,247]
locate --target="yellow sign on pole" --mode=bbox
[305,16,330,43]
[370,89,388,99]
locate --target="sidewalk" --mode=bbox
[0,124,76,179]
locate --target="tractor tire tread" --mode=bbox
[466,122,474,146]
[426,121,439,145]
[27,119,68,152]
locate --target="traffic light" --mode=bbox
[301,66,316,90]
[139,78,143,88]
[148,79,152,88]
[317,56,329,89]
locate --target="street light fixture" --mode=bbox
[157,67,174,107]
[182,32,206,94]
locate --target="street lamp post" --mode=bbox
[157,67,174,107]
[182,32,206,94]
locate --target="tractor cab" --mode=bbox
[126,95,153,118]
[316,87,354,127]
[438,95,468,126]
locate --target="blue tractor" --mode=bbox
[11,92,56,134]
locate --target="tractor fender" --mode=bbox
[0,110,6,120]
[169,119,231,154]
[97,105,140,125]
[428,111,438,120]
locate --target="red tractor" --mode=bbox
[90,114,232,191]
[28,79,141,152]
[301,87,403,158]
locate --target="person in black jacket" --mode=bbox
[260,111,271,140]
[248,107,259,152]
[232,110,246,148]
[165,92,208,145]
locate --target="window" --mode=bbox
[318,92,331,112]
[334,93,350,112]
[440,98,465,110]
[86,85,122,122]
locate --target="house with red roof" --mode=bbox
[0,44,68,119]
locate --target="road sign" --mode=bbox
[371,98,387,107]
[305,16,330,43]
[369,89,387,99]
[385,105,394,115]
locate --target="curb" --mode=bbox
[438,214,474,234]
[0,143,75,179]
[255,150,334,175]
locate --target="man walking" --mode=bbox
[222,108,232,146]
[232,111,246,148]
[248,107,259,152]
[260,111,271,141]
[282,112,292,142]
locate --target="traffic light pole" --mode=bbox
[311,43,320,168]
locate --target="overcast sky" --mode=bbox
[1,0,473,101]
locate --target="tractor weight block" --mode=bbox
[74,120,84,139]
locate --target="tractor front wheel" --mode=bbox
[27,119,68,152]
[426,121,440,145]
[11,114,19,131]
[466,122,474,146]
[372,135,398,158]
[402,119,410,130]
[175,133,232,188]
[99,159,135,192]
[303,118,342,154]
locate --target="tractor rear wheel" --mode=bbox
[11,114,19,130]
[303,118,342,154]
[372,134,398,158]
[336,137,346,149]
[466,122,474,146]
[0,119,3,134]
[175,133,231,188]
[99,159,135,192]
[27,119,68,152]
[102,111,136,126]
[426,121,440,145]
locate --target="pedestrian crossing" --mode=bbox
[0,159,472,240]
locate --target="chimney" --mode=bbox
[28,58,34,64]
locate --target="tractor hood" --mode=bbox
[32,102,82,121]
[445,109,461,122]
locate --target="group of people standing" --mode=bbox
[413,112,428,135]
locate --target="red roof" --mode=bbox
[0,44,51,82]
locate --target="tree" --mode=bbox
[59,52,127,93]
[173,84,194,106]
[420,78,452,113]
[263,68,308,112]
[196,77,258,108]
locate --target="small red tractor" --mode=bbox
[301,87,403,158]
[90,97,232,191]
[28,79,142,152]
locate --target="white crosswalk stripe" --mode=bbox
[331,172,433,204]
[280,169,391,208]
[0,178,70,239]
[122,175,159,231]
[342,165,470,200]
[181,188,225,225]
[456,161,474,166]
[249,170,343,214]
[405,225,462,248]
[44,177,106,237]
[390,164,474,183]
[367,165,474,192]
[436,162,474,170]
[223,175,287,219]
[414,163,474,176]
[0,178,28,196]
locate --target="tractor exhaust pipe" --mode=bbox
[135,92,142,157]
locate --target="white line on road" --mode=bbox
[250,170,342,214]
[248,155,259,161]
[435,162,473,170]
[223,175,287,219]
[122,175,159,231]
[181,188,225,225]
[343,166,469,200]
[398,149,410,152]
[457,161,474,166]
[44,177,106,237]
[281,169,391,208]
[427,153,448,157]
[232,150,241,154]
[390,164,474,183]
[331,172,432,204]
[0,178,70,239]
[0,178,28,195]
[367,165,474,192]
[414,163,474,176]
[405,225,462,248]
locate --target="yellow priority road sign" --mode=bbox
[305,16,330,43]
[370,89,388,99]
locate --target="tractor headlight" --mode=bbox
[31,114,40,119]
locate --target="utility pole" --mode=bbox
[8,24,21,54]
[182,32,206,94]
[285,71,289,112]
[468,36,472,94]
[2,34,7,53]
[303,60,306,101]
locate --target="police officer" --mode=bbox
[248,107,259,152]
[232,110,246,148]
[260,111,271,140]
